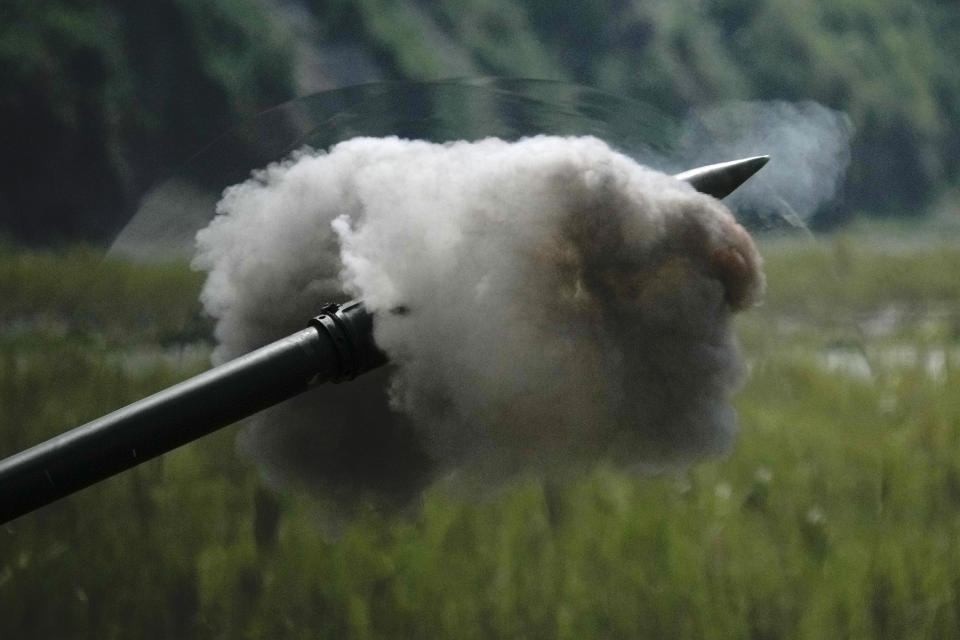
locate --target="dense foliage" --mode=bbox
[1,0,957,241]
[0,0,294,243]
[3,233,960,637]
[309,0,960,222]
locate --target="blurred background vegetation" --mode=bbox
[2,0,960,243]
[3,0,960,637]
[4,237,960,638]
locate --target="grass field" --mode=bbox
[2,230,960,639]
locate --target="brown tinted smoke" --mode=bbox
[193,136,764,513]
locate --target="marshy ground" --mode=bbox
[2,225,960,638]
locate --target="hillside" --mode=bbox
[1,0,958,242]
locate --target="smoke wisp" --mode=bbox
[679,101,852,228]
[193,136,764,512]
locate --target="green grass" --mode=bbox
[0,243,208,346]
[2,233,960,638]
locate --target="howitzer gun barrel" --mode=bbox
[0,301,383,523]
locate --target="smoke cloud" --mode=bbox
[193,136,764,512]
[678,101,852,228]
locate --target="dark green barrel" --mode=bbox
[0,300,385,523]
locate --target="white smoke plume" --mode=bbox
[193,136,764,511]
[679,101,852,227]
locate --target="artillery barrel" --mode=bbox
[0,300,384,523]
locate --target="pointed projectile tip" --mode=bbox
[673,155,770,200]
